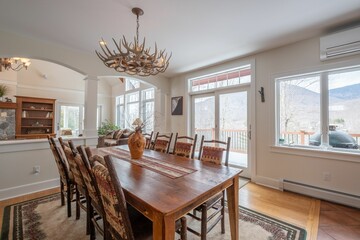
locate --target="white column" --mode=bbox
[83,75,98,138]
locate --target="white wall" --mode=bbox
[169,36,360,199]
[0,30,172,200]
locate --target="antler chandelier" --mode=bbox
[0,58,31,72]
[96,7,171,77]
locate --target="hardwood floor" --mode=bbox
[239,183,320,240]
[317,200,360,240]
[1,182,358,240]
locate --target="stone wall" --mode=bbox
[0,109,16,140]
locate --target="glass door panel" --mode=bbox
[219,91,248,167]
[193,95,215,150]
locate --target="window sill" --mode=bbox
[270,145,360,163]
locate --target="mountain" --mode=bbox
[329,83,360,100]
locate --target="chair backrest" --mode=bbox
[59,138,85,188]
[142,131,154,149]
[198,136,231,166]
[91,155,135,240]
[47,136,71,184]
[153,132,173,153]
[173,133,198,159]
[76,145,102,207]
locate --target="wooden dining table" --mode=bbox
[93,145,242,240]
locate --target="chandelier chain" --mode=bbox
[136,13,139,46]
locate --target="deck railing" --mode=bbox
[280,131,360,147]
[195,128,360,152]
[195,128,248,153]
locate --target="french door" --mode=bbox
[192,87,252,177]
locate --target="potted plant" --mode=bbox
[97,119,120,135]
[0,84,8,102]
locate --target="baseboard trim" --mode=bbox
[0,178,59,201]
[252,175,282,190]
[283,180,360,209]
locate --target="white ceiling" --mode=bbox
[1,0,360,78]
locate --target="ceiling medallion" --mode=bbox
[96,7,171,77]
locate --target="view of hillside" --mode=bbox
[280,81,360,134]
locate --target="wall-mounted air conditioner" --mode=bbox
[320,26,360,61]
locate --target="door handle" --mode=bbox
[248,130,251,140]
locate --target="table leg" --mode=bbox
[153,214,175,240]
[226,175,239,240]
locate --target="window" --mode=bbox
[141,88,155,133]
[116,95,125,128]
[125,79,140,91]
[59,104,83,136]
[116,87,155,132]
[97,105,102,129]
[276,66,360,152]
[189,65,251,93]
[126,92,140,127]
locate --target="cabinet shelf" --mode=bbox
[21,126,52,128]
[15,96,56,139]
[22,108,53,112]
[22,117,53,120]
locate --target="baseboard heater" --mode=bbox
[282,179,360,209]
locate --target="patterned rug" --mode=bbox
[1,193,306,240]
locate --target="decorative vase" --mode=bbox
[128,131,146,159]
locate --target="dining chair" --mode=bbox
[47,136,74,218]
[172,133,198,159]
[59,138,90,234]
[76,145,107,240]
[142,131,154,149]
[92,155,188,240]
[152,132,173,153]
[187,135,231,240]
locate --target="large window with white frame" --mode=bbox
[276,65,360,152]
[115,79,155,133]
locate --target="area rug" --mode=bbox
[1,193,306,240]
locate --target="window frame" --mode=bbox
[274,62,360,157]
[188,65,252,94]
[115,95,125,129]
[116,79,155,132]
[57,103,84,137]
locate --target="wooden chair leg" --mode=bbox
[180,217,187,240]
[67,185,72,217]
[221,191,225,234]
[76,187,80,220]
[201,205,207,240]
[60,180,65,206]
[103,220,109,240]
[89,202,95,240]
[86,196,91,235]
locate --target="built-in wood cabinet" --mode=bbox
[15,96,56,139]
